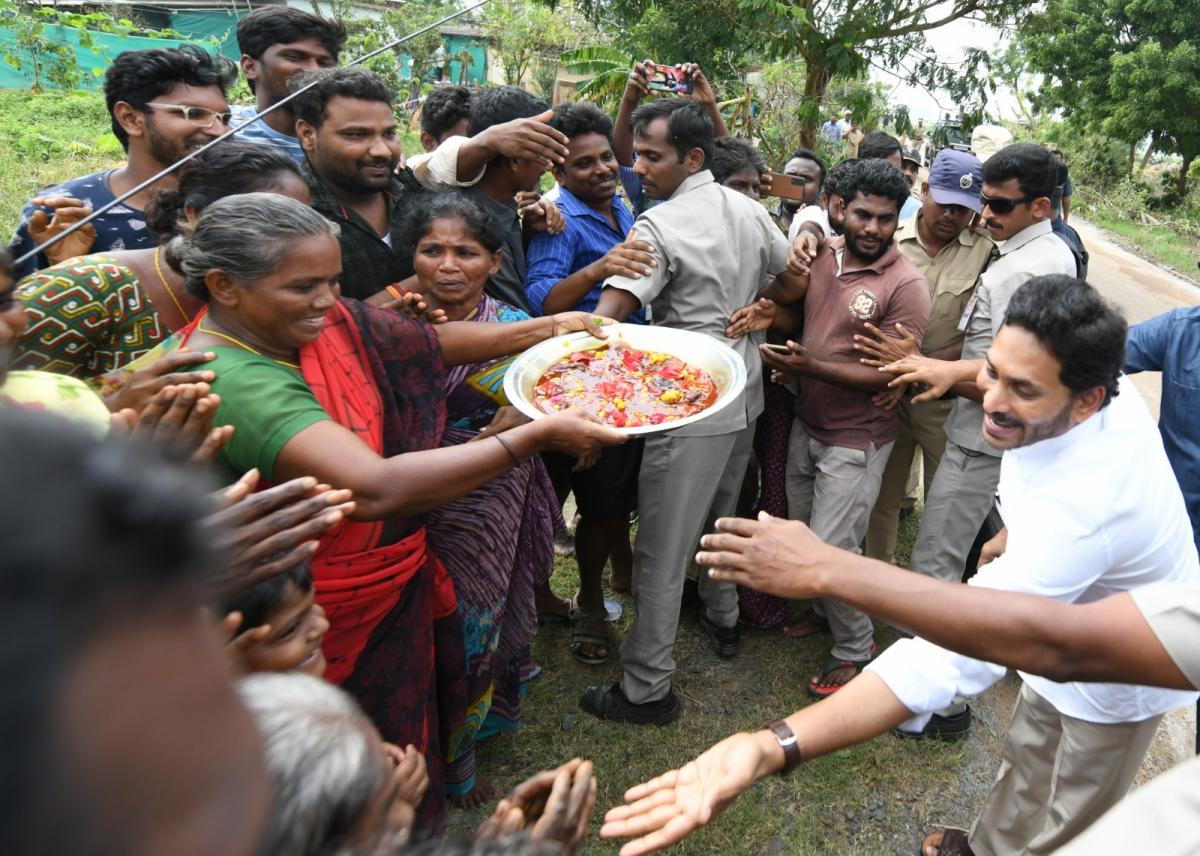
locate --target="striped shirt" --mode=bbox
[524,184,645,322]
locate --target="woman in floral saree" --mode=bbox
[406,195,563,807]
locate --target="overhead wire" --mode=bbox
[14,0,495,268]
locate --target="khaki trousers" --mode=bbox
[969,683,1163,856]
[865,397,956,562]
[620,425,754,704]
[909,440,1002,583]
[784,418,893,661]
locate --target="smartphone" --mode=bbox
[762,172,812,201]
[646,63,694,95]
[762,343,793,354]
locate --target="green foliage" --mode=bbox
[573,0,1032,146]
[482,0,595,92]
[1020,0,1200,195]
[561,44,631,108]
[0,0,191,91]
[322,0,453,95]
[0,89,122,237]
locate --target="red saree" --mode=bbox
[186,301,466,832]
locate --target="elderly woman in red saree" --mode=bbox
[404,194,565,807]
[162,193,623,830]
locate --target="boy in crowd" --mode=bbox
[220,564,330,677]
[233,6,345,161]
[525,101,653,663]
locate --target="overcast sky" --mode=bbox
[871,14,1021,123]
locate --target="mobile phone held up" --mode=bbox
[762,172,811,202]
[646,64,694,95]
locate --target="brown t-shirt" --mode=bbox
[794,239,931,450]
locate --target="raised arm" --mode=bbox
[613,62,650,167]
[452,111,571,181]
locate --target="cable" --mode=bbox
[14,0,494,268]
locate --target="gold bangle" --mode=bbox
[493,434,520,466]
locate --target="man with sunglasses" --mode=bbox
[9,46,238,277]
[855,149,993,568]
[875,143,1075,739]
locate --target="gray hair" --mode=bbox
[236,673,390,856]
[164,192,339,300]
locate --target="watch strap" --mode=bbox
[765,719,802,776]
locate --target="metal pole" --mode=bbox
[14,0,493,269]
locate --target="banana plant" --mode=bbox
[560,44,632,110]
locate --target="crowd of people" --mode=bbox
[5,6,1200,855]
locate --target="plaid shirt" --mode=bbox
[301,160,427,300]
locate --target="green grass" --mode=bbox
[447,509,1003,855]
[1086,212,1200,275]
[0,88,423,240]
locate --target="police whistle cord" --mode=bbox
[14,0,494,269]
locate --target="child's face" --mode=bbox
[242,583,329,677]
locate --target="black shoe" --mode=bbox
[892,705,971,742]
[697,612,741,658]
[580,683,682,725]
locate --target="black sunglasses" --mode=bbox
[979,193,1037,215]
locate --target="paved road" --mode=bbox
[1074,219,1200,416]
[1072,218,1199,777]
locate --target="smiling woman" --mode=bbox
[155,191,624,831]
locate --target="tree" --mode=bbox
[482,0,592,91]
[0,0,186,91]
[1020,0,1200,196]
[573,0,1032,147]
[560,44,631,108]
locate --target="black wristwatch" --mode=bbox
[764,719,802,776]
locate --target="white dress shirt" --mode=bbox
[868,377,1200,729]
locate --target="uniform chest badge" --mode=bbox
[848,288,880,321]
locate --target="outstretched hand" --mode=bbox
[854,321,920,367]
[104,349,217,414]
[477,759,597,853]
[600,733,767,855]
[204,471,354,596]
[696,512,842,599]
[113,381,232,464]
[481,109,569,169]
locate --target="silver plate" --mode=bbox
[504,324,748,436]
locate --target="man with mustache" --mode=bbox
[603,277,1200,856]
[10,46,237,277]
[854,150,992,568]
[291,70,570,300]
[875,143,1076,739]
[583,99,796,723]
[759,158,931,697]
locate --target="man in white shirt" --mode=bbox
[600,275,1200,856]
[880,144,1076,600]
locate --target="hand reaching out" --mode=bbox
[725,298,777,338]
[203,471,354,597]
[853,322,920,367]
[104,349,217,413]
[593,228,657,281]
[477,759,597,853]
[112,381,232,464]
[600,734,766,855]
[787,229,821,276]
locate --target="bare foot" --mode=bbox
[535,582,570,622]
[448,777,495,810]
